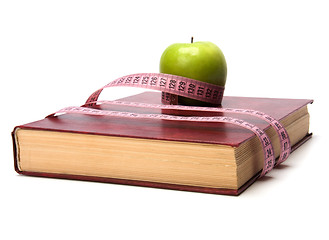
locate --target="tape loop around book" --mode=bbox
[48,73,291,177]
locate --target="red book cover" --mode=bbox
[12,92,313,195]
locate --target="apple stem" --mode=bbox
[191,36,194,43]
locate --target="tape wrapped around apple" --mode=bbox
[159,38,227,106]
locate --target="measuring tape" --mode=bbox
[85,73,225,106]
[49,73,291,178]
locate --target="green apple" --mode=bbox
[159,40,227,106]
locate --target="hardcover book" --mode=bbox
[12,92,313,195]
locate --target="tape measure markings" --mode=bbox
[86,73,225,106]
[48,72,292,177]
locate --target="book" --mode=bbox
[12,92,313,195]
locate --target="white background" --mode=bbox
[1,1,328,239]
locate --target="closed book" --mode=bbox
[12,92,313,195]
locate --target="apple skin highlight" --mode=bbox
[159,41,227,106]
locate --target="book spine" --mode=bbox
[12,127,22,174]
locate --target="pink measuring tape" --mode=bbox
[49,73,291,178]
